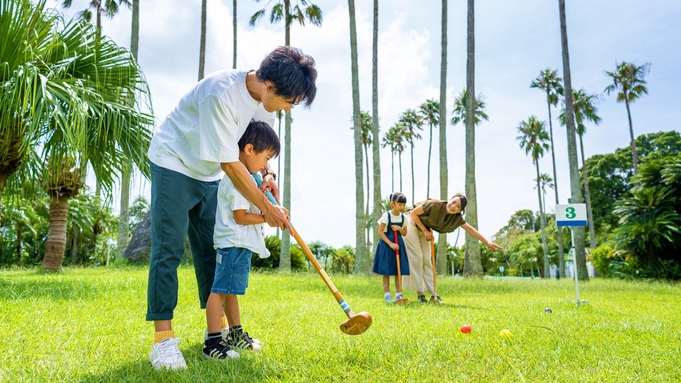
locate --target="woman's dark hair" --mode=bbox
[390,192,407,204]
[256,46,317,107]
[238,120,280,157]
[451,193,467,214]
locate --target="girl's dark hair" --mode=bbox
[238,120,280,157]
[451,193,467,214]
[390,192,407,204]
[256,46,317,107]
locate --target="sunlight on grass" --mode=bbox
[1,266,680,382]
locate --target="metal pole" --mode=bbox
[571,227,581,305]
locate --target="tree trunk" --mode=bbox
[280,111,292,271]
[398,152,403,191]
[546,91,565,277]
[43,195,69,271]
[364,143,371,252]
[536,162,550,277]
[391,153,394,192]
[232,0,237,69]
[276,111,282,238]
[410,143,415,204]
[349,0,368,274]
[624,98,638,175]
[437,0,449,274]
[579,134,597,249]
[427,123,433,198]
[371,0,382,252]
[463,0,482,277]
[280,3,292,271]
[198,0,207,80]
[558,0,588,281]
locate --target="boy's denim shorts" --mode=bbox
[211,247,253,295]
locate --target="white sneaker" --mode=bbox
[204,328,262,345]
[149,338,188,370]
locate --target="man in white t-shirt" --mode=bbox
[147,46,317,370]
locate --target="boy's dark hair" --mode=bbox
[256,46,317,107]
[390,192,407,204]
[238,120,280,157]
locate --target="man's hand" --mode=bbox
[263,205,290,231]
[260,175,280,204]
[424,230,434,241]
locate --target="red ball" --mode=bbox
[460,324,472,333]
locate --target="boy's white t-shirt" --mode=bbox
[377,212,408,232]
[214,174,270,258]
[148,69,275,182]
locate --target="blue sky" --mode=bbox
[58,0,681,248]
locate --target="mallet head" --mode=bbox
[339,312,372,335]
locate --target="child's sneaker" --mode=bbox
[149,338,188,370]
[384,294,393,303]
[417,295,428,303]
[227,328,262,352]
[203,339,240,360]
[429,295,444,304]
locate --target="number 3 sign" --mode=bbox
[555,204,587,227]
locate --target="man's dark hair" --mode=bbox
[256,46,317,107]
[238,120,280,157]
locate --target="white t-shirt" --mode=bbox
[148,70,275,182]
[377,212,407,232]
[214,174,270,258]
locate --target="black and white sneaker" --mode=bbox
[227,328,262,352]
[429,295,444,304]
[203,340,240,360]
[417,295,428,303]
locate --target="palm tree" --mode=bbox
[560,89,601,249]
[118,0,142,257]
[531,68,565,277]
[399,109,422,204]
[437,0,448,274]
[419,99,439,199]
[450,89,489,127]
[451,88,489,277]
[371,0,382,251]
[250,0,323,271]
[61,0,131,38]
[558,0,588,281]
[517,117,551,277]
[1,12,153,271]
[359,111,373,252]
[387,123,406,192]
[381,126,400,192]
[604,62,651,175]
[347,0,368,274]
[535,173,554,217]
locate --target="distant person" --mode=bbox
[402,195,502,303]
[147,46,317,370]
[372,193,410,303]
[203,121,280,360]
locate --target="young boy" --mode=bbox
[203,120,281,359]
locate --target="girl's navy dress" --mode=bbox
[372,212,410,276]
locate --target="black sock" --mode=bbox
[204,332,222,348]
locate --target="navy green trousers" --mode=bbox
[146,162,220,321]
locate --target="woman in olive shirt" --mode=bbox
[402,194,502,303]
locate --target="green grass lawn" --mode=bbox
[1,265,680,382]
